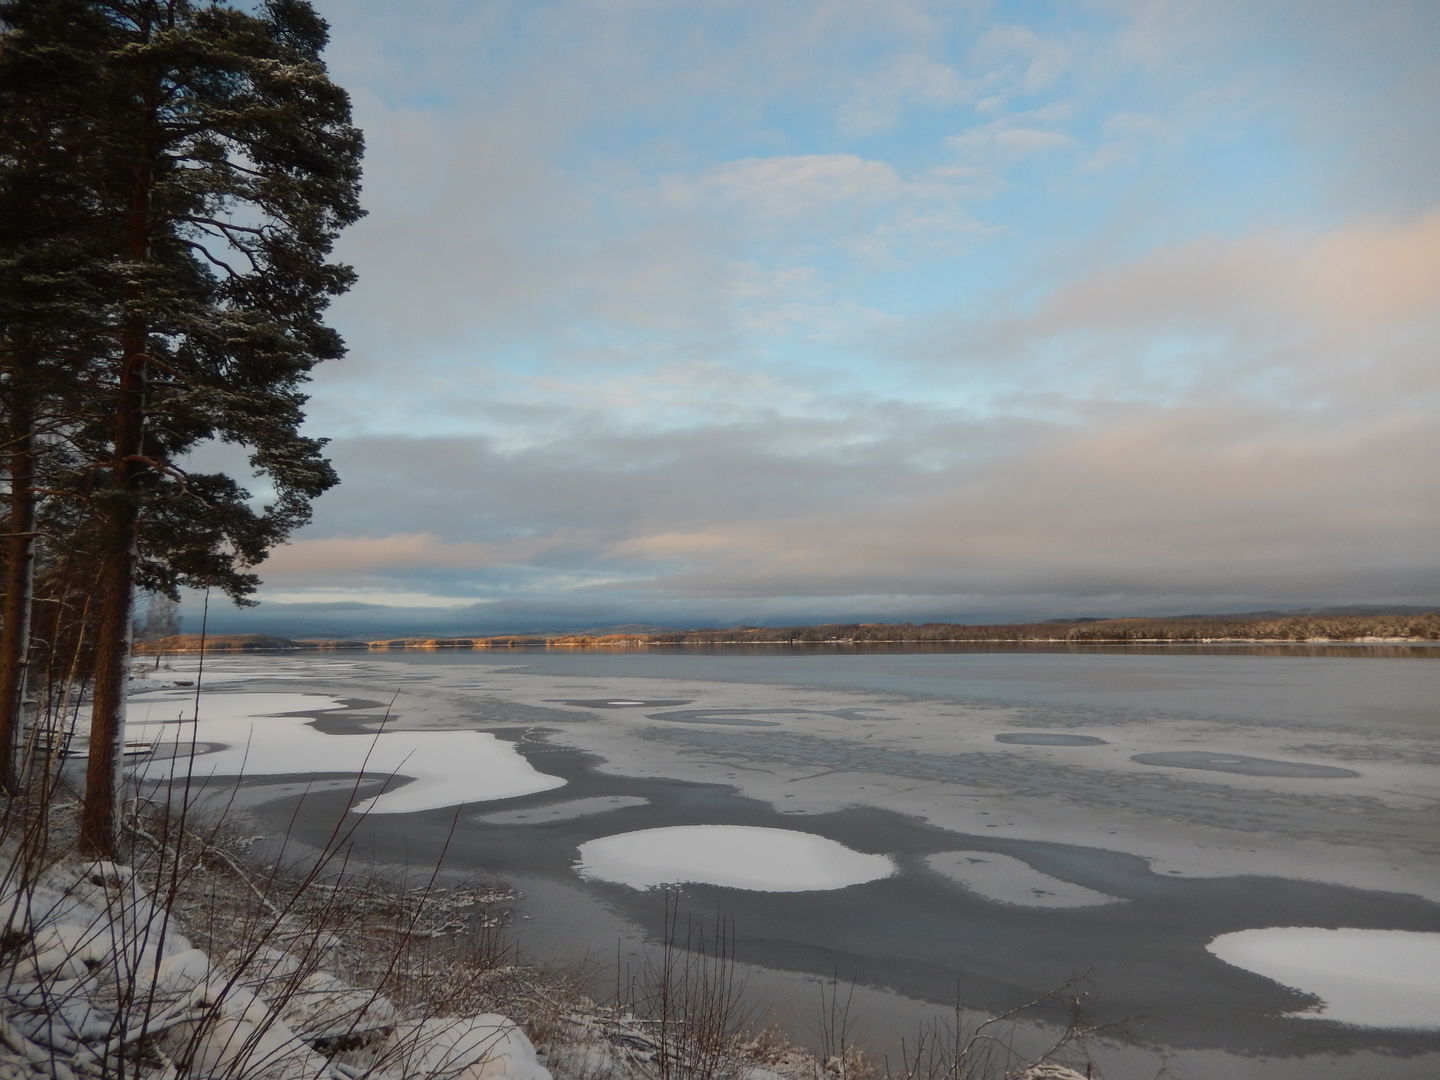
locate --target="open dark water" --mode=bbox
[208,645,1440,1080]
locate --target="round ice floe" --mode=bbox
[1207,927,1440,1028]
[575,826,894,892]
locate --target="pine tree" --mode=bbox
[0,0,363,853]
[0,0,117,790]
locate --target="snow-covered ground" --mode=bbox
[0,841,587,1080]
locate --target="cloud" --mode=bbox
[887,208,1440,442]
[256,196,1440,622]
[1080,111,1176,173]
[836,51,972,136]
[1103,112,1167,138]
[664,154,922,219]
[259,534,561,581]
[1095,0,1440,214]
[945,103,1078,168]
[598,400,1439,605]
[948,126,1075,156]
[655,152,992,265]
[975,24,1073,94]
[1029,209,1440,344]
[255,314,1439,616]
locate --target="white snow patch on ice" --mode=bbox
[576,825,894,892]
[129,690,349,726]
[925,851,1123,908]
[156,659,370,684]
[1207,927,1440,1028]
[477,797,649,825]
[128,690,564,814]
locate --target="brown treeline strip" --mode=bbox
[134,610,1440,654]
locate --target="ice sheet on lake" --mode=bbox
[1207,927,1440,1028]
[128,690,564,814]
[575,825,894,892]
[925,851,1123,908]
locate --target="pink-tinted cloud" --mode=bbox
[258,533,573,581]
[1035,210,1440,338]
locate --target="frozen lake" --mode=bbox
[132,644,1440,1080]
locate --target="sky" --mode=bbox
[200,0,1440,635]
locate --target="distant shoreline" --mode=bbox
[136,611,1440,654]
[137,640,1440,655]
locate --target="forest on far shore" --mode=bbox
[135,609,1440,653]
[603,610,1440,645]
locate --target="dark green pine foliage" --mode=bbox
[0,0,363,853]
[0,0,120,789]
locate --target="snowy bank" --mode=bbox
[0,841,552,1080]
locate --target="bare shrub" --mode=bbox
[596,894,753,1080]
[885,980,1105,1080]
[813,974,875,1080]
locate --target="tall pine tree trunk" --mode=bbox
[80,330,145,857]
[79,130,153,855]
[0,388,37,792]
